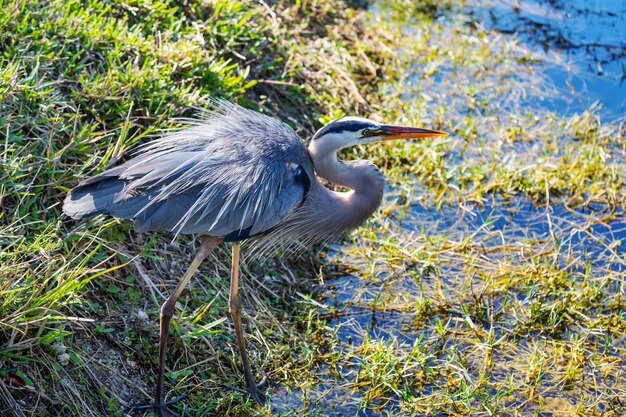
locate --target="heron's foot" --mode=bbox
[221,372,268,406]
[130,392,188,417]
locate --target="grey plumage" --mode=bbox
[64,101,312,241]
[254,159,384,257]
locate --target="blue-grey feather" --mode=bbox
[63,100,313,240]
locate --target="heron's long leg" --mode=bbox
[155,236,222,414]
[229,242,264,406]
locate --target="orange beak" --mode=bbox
[379,125,448,140]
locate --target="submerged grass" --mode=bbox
[1,0,625,416]
[282,1,626,415]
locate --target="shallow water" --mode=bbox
[272,1,626,415]
[272,195,626,415]
[467,0,626,120]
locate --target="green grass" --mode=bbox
[290,2,626,415]
[2,0,626,416]
[0,0,400,415]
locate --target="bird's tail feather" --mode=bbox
[62,175,126,219]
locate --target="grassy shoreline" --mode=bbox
[2,0,625,416]
[1,0,406,415]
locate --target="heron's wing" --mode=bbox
[63,101,312,238]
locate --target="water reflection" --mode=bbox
[467,0,626,119]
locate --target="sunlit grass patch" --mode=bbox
[2,0,625,416]
[302,192,625,415]
[0,0,407,415]
[281,2,626,412]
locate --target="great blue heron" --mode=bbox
[62,100,447,416]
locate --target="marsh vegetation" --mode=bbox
[1,0,624,416]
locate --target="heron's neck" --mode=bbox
[308,144,384,228]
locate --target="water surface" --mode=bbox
[467,0,626,119]
[272,1,626,415]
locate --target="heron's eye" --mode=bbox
[362,129,370,136]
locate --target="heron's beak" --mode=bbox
[379,125,448,140]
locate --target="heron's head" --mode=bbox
[310,117,447,152]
